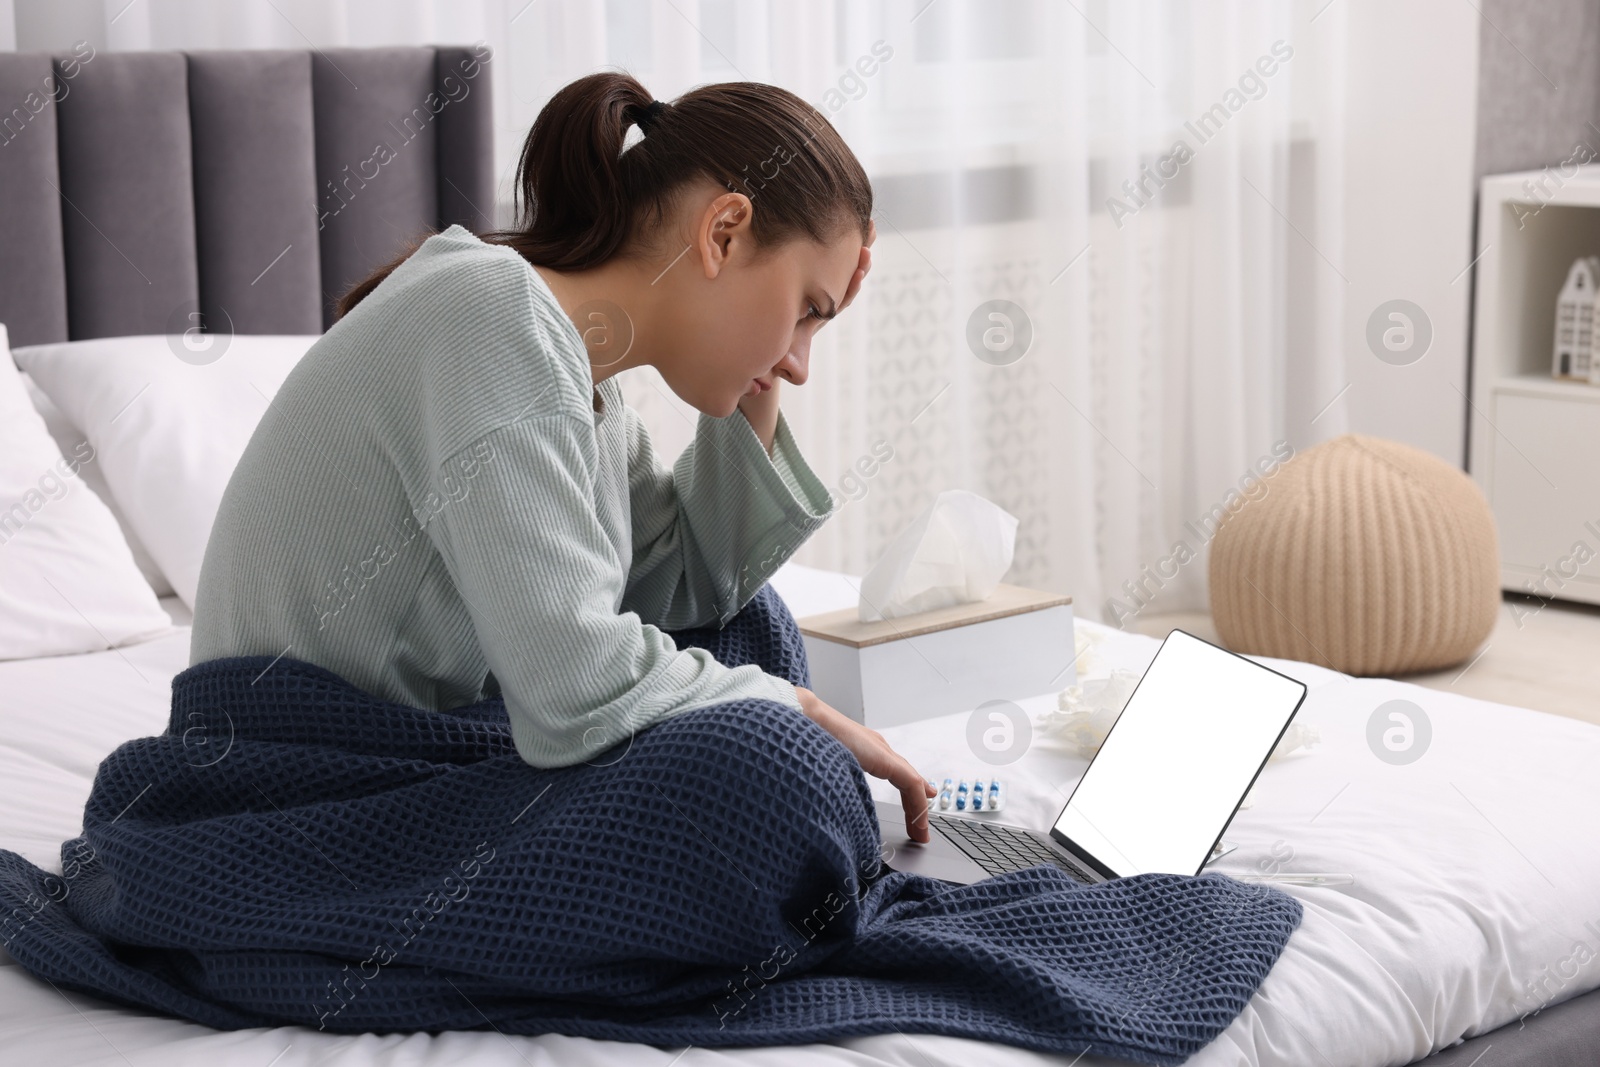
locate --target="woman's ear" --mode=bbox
[697,191,754,279]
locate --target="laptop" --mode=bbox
[876,628,1308,886]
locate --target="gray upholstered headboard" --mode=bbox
[0,44,494,347]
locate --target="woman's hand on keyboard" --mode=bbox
[794,685,936,843]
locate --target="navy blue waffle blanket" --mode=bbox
[0,583,1301,1063]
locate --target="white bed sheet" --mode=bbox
[1,563,1597,1067]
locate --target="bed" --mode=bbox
[4,570,1600,1066]
[3,42,1600,1067]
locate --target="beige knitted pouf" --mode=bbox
[1208,434,1500,676]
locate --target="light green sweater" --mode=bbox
[190,224,837,768]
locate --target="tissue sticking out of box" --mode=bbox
[857,489,1019,622]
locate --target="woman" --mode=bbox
[0,73,1303,1054]
[188,71,936,841]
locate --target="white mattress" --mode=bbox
[2,562,1597,1067]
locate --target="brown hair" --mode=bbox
[334,71,873,320]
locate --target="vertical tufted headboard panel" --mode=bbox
[0,50,71,345]
[0,43,494,346]
[187,49,321,336]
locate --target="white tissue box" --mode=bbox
[796,584,1076,729]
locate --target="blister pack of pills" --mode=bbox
[927,776,1005,813]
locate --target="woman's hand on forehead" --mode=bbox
[838,220,876,314]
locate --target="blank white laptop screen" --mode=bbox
[1051,629,1307,878]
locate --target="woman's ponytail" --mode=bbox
[335,71,871,319]
[508,71,656,270]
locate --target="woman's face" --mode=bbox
[653,185,872,417]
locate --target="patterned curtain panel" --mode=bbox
[6,0,1352,627]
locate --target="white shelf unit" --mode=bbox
[1471,167,1600,607]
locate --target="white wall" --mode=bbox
[1340,1,1481,467]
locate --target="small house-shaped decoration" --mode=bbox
[1553,256,1600,382]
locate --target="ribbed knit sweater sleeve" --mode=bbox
[621,402,836,633]
[414,241,837,770]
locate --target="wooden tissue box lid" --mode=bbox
[797,582,1073,649]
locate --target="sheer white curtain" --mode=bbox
[8,0,1350,627]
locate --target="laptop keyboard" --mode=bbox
[931,813,1098,884]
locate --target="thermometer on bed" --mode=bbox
[1231,872,1354,886]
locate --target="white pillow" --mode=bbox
[19,368,174,598]
[0,324,175,659]
[12,333,322,609]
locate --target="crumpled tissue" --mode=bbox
[1036,657,1320,809]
